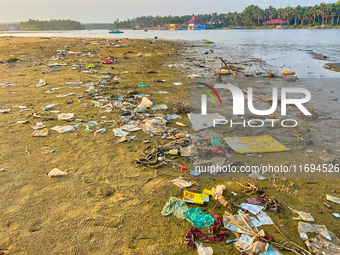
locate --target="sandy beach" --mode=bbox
[1,36,340,255]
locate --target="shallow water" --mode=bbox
[2,29,340,78]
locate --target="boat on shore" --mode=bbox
[109,30,124,34]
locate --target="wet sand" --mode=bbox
[0,37,340,255]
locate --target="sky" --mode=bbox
[0,0,337,24]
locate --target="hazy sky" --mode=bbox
[0,0,336,24]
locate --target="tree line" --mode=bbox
[108,1,340,28]
[20,19,84,30]
[2,1,340,31]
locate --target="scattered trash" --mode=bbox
[306,235,340,254]
[171,177,192,189]
[211,185,231,207]
[256,211,274,225]
[104,59,115,64]
[224,136,290,154]
[150,104,167,111]
[281,70,296,75]
[0,109,10,114]
[188,113,226,131]
[31,123,45,129]
[119,112,134,123]
[298,222,334,241]
[288,207,315,221]
[224,239,238,245]
[239,203,264,215]
[36,79,46,87]
[120,123,142,132]
[143,117,167,134]
[137,83,149,87]
[115,136,136,143]
[195,242,213,255]
[223,211,258,234]
[58,113,74,121]
[43,104,57,110]
[32,128,49,137]
[182,190,209,205]
[17,120,28,124]
[51,126,75,133]
[48,168,68,177]
[211,146,226,157]
[176,122,186,127]
[113,128,129,137]
[247,198,263,204]
[247,171,267,180]
[165,114,182,120]
[327,194,340,204]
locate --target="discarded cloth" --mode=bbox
[185,213,226,247]
[161,197,188,220]
[184,208,214,228]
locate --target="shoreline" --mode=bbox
[1,26,339,34]
[1,36,340,254]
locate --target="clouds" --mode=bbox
[0,0,336,23]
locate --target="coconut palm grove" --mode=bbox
[108,1,340,29]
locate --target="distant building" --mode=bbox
[168,24,187,31]
[0,27,9,31]
[133,25,144,30]
[184,15,207,30]
[263,19,288,26]
[167,15,207,31]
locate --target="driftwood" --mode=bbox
[215,55,278,78]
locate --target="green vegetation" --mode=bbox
[202,39,214,44]
[1,56,19,63]
[107,1,340,28]
[20,19,84,31]
[0,22,20,28]
[84,23,114,30]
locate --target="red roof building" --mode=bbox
[263,19,288,25]
[184,15,207,26]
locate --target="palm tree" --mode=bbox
[319,3,329,24]
[310,5,318,23]
[294,10,302,25]
[283,7,293,24]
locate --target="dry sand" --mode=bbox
[0,36,340,255]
